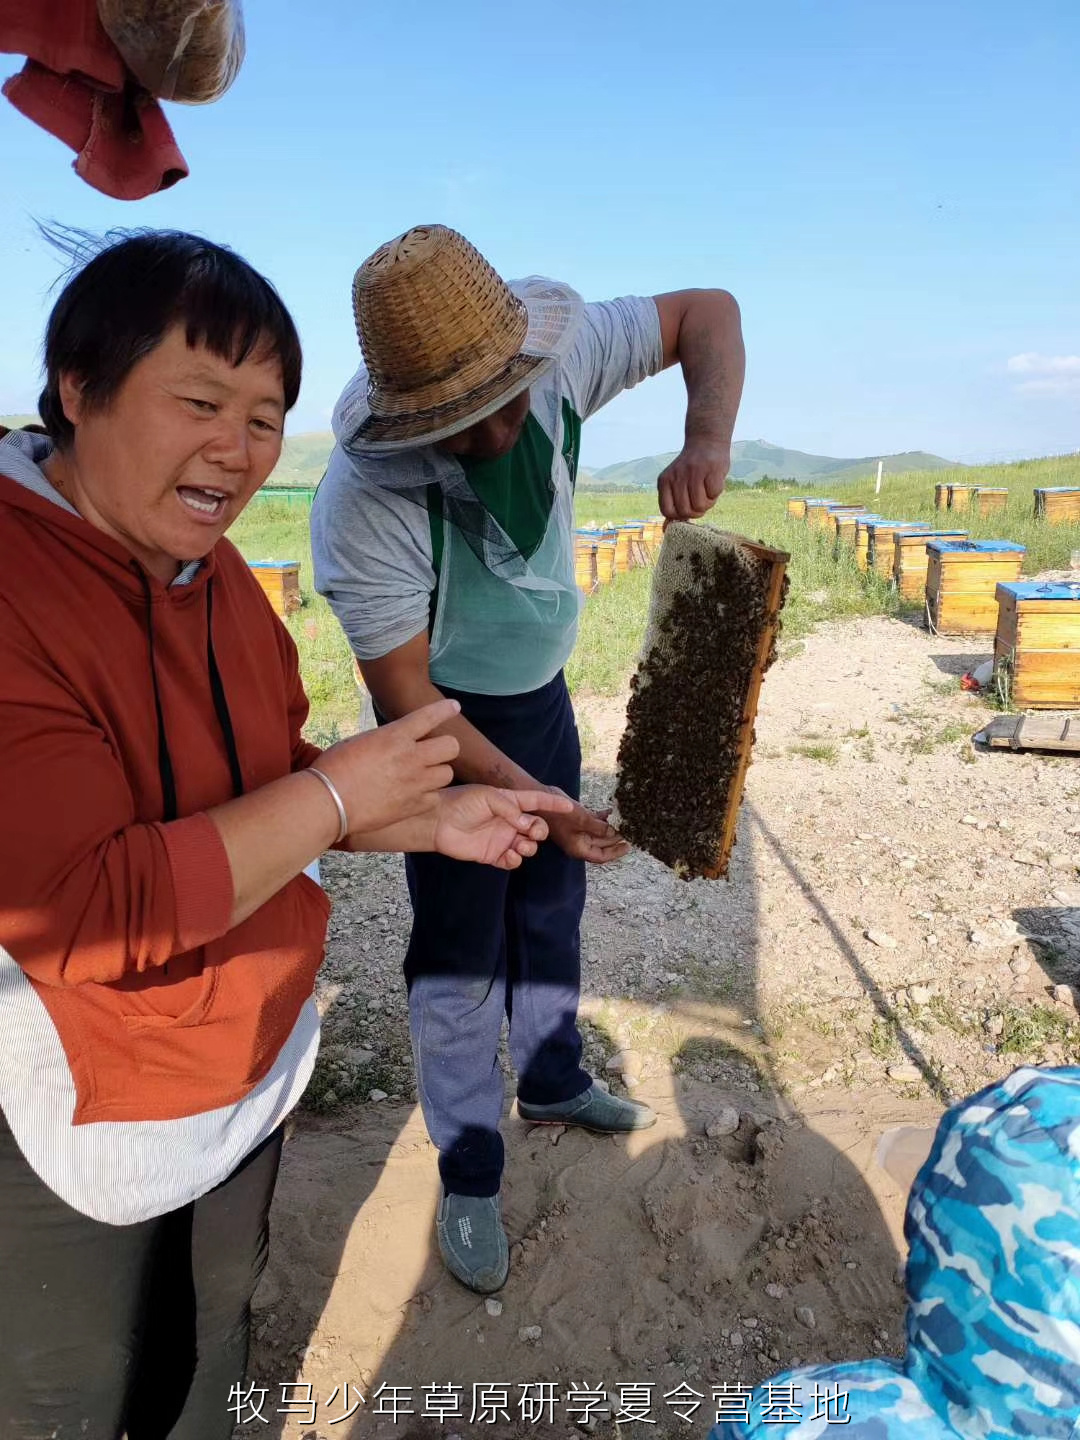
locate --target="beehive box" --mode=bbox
[786,497,810,519]
[974,487,1008,516]
[854,515,885,571]
[826,504,866,539]
[614,524,648,573]
[573,532,598,595]
[925,540,1025,635]
[615,523,789,879]
[994,581,1080,709]
[832,510,862,553]
[947,484,976,512]
[867,520,929,578]
[595,535,616,585]
[642,518,665,556]
[248,560,302,617]
[892,529,968,601]
[934,482,949,511]
[1034,488,1080,524]
[804,498,840,529]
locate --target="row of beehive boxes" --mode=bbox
[934,482,1080,522]
[796,484,1080,525]
[573,519,664,594]
[248,522,664,615]
[789,496,1080,709]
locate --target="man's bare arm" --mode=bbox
[652,288,745,520]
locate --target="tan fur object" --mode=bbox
[97,0,245,104]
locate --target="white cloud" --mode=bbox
[1007,352,1080,375]
[1007,353,1080,397]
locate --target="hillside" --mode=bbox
[269,430,336,486]
[584,439,957,491]
[263,432,957,492]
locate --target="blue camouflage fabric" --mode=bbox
[708,1066,1080,1439]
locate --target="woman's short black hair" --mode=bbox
[38,229,302,447]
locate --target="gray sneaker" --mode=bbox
[436,1190,509,1294]
[517,1081,657,1132]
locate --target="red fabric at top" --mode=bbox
[0,0,189,199]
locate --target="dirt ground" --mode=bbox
[242,612,1080,1440]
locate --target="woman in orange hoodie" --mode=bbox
[0,230,570,1439]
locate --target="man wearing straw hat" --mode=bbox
[312,224,744,1292]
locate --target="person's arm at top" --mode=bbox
[651,289,745,521]
[360,632,629,865]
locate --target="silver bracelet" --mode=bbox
[306,765,348,844]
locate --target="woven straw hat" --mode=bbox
[348,225,582,451]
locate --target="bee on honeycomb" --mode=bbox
[614,521,789,880]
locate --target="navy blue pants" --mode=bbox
[403,672,591,1197]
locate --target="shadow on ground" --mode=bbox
[238,779,933,1439]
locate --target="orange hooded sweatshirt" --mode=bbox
[0,470,330,1124]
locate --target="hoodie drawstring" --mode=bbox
[138,570,244,823]
[205,580,244,803]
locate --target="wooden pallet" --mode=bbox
[974,713,1080,754]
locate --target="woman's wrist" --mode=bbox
[304,765,348,843]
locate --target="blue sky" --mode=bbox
[1,0,1077,469]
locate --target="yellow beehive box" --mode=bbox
[925,540,1025,635]
[892,529,968,601]
[832,511,862,554]
[573,533,598,595]
[786,496,810,519]
[595,535,616,585]
[613,527,636,574]
[804,498,840,529]
[854,516,885,572]
[974,487,1008,516]
[1034,488,1080,524]
[867,520,929,578]
[994,581,1080,709]
[825,503,866,537]
[642,518,666,555]
[947,484,975,512]
[248,560,302,618]
[934,482,949,511]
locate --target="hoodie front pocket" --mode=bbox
[119,963,220,1031]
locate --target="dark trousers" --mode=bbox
[403,671,591,1197]
[0,1112,282,1440]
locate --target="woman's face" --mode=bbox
[54,325,286,582]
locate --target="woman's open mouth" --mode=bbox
[176,485,228,521]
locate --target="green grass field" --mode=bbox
[231,454,1080,739]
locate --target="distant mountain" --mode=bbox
[252,431,958,491]
[582,440,957,491]
[269,430,335,486]
[0,413,40,431]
